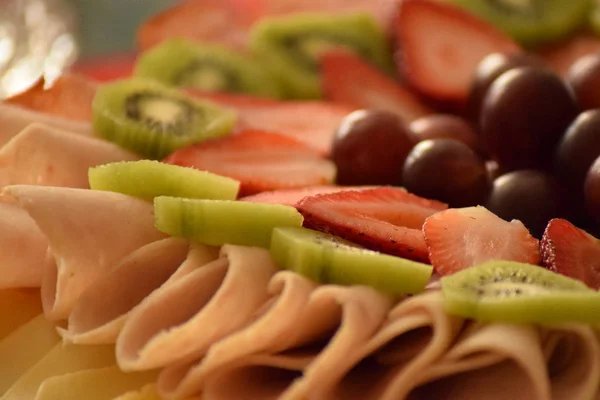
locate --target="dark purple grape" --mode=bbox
[408,114,480,151]
[486,170,565,238]
[331,109,413,185]
[567,53,600,111]
[585,156,600,224]
[555,110,600,192]
[468,52,547,123]
[402,139,488,207]
[481,67,578,171]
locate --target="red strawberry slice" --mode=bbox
[7,73,98,122]
[240,185,377,206]
[164,130,337,196]
[137,0,258,51]
[321,51,432,122]
[423,206,541,276]
[73,52,137,82]
[536,33,600,78]
[189,91,353,155]
[540,218,600,290]
[395,0,520,102]
[296,187,448,262]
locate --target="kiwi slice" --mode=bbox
[134,38,283,98]
[249,13,394,99]
[442,260,600,324]
[270,226,433,295]
[92,78,236,160]
[446,0,591,46]
[154,196,304,248]
[89,160,240,201]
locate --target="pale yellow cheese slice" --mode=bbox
[0,314,59,395]
[34,366,158,400]
[0,289,42,340]
[1,343,116,400]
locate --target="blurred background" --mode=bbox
[0,0,175,98]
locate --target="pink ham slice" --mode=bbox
[0,104,92,149]
[410,323,551,400]
[0,202,48,289]
[58,238,192,345]
[0,123,139,189]
[1,185,166,321]
[181,284,392,400]
[116,245,279,371]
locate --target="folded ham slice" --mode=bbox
[0,123,139,189]
[0,202,48,289]
[185,284,392,400]
[1,185,166,321]
[116,245,279,371]
[0,104,92,148]
[59,238,191,345]
[410,323,552,400]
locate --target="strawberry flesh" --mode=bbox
[321,51,432,122]
[395,0,520,102]
[164,130,336,196]
[541,218,600,290]
[423,206,541,276]
[240,185,377,206]
[296,187,448,262]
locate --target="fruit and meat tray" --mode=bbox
[2,0,600,399]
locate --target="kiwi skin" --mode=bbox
[92,78,236,160]
[441,260,600,325]
[250,12,394,99]
[270,226,433,295]
[134,38,283,99]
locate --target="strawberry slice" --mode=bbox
[240,185,377,206]
[137,0,258,51]
[7,73,98,122]
[423,206,541,276]
[321,51,432,122]
[189,91,353,155]
[164,130,337,196]
[395,0,520,102]
[536,33,600,78]
[540,218,600,290]
[73,52,137,82]
[296,187,448,262]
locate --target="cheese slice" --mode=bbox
[0,289,42,340]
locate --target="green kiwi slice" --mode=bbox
[442,260,600,324]
[249,12,394,99]
[134,38,283,98]
[92,78,236,160]
[270,226,433,295]
[446,0,591,46]
[154,196,304,248]
[89,160,240,201]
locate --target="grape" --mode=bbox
[481,67,578,171]
[468,52,546,123]
[402,139,488,207]
[331,109,413,185]
[555,110,600,192]
[408,114,480,152]
[486,170,564,238]
[567,53,600,111]
[585,156,600,224]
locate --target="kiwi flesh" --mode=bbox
[446,0,591,46]
[134,38,283,98]
[92,78,236,160]
[270,226,433,295]
[89,160,240,201]
[441,260,600,324]
[249,13,394,99]
[154,196,304,248]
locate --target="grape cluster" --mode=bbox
[330,51,600,238]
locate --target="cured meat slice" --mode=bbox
[59,238,192,345]
[2,185,166,320]
[0,104,92,149]
[0,203,48,289]
[116,245,278,371]
[0,123,139,189]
